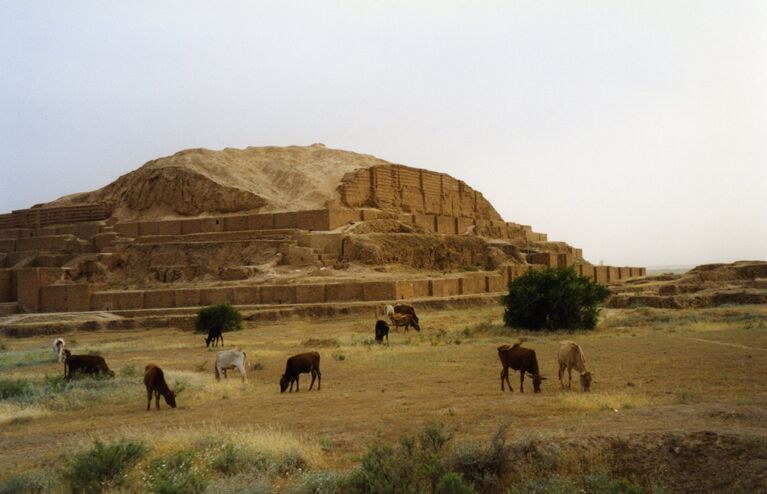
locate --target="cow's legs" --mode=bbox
[520,371,525,393]
[238,364,246,383]
[558,363,565,389]
[567,367,573,390]
[501,367,513,392]
[309,370,316,390]
[146,388,152,411]
[154,390,161,409]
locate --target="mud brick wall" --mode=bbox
[40,284,91,312]
[233,286,261,305]
[0,204,108,230]
[429,278,461,297]
[0,269,13,302]
[557,254,575,268]
[338,164,502,220]
[460,273,487,295]
[175,289,201,307]
[436,215,457,234]
[325,282,364,302]
[594,266,609,283]
[14,268,64,312]
[260,285,297,305]
[362,281,398,301]
[486,274,505,292]
[619,267,631,279]
[90,291,144,311]
[528,253,558,267]
[0,239,15,253]
[395,280,431,300]
[144,290,176,309]
[298,233,343,256]
[580,265,596,280]
[296,285,325,304]
[608,267,620,282]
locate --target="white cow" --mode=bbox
[557,341,592,392]
[52,338,67,363]
[215,349,247,382]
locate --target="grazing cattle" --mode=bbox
[143,364,177,410]
[375,320,390,344]
[498,343,546,393]
[63,350,115,379]
[215,349,247,382]
[52,338,67,363]
[381,304,420,330]
[280,352,321,393]
[389,312,420,332]
[557,341,592,392]
[204,326,224,348]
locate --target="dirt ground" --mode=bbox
[2,304,767,486]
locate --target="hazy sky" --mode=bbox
[1,1,765,267]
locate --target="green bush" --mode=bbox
[208,444,275,477]
[507,474,644,494]
[0,472,51,494]
[435,472,476,494]
[286,471,346,494]
[64,439,147,494]
[145,450,207,494]
[503,267,609,330]
[194,303,243,334]
[348,426,454,494]
[0,378,35,400]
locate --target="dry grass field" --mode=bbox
[1,304,766,492]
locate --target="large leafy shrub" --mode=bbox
[503,267,609,330]
[194,303,243,334]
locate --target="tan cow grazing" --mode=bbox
[498,343,546,393]
[143,364,177,410]
[558,341,592,392]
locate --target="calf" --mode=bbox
[204,327,223,348]
[389,312,420,332]
[383,304,421,331]
[215,349,247,382]
[557,341,592,392]
[144,364,177,410]
[52,338,67,363]
[498,344,546,393]
[280,352,321,393]
[63,350,115,379]
[375,320,390,344]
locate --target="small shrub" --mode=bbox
[503,267,609,330]
[0,472,51,494]
[64,439,147,494]
[145,450,207,494]
[277,452,308,477]
[332,352,347,361]
[435,472,476,494]
[446,423,512,493]
[508,474,643,494]
[209,444,274,477]
[203,472,272,494]
[0,378,35,400]
[194,304,243,334]
[286,470,346,494]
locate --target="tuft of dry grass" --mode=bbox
[0,402,52,425]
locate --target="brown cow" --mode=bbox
[498,343,546,393]
[280,352,321,393]
[144,364,177,410]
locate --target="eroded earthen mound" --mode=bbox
[608,260,767,308]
